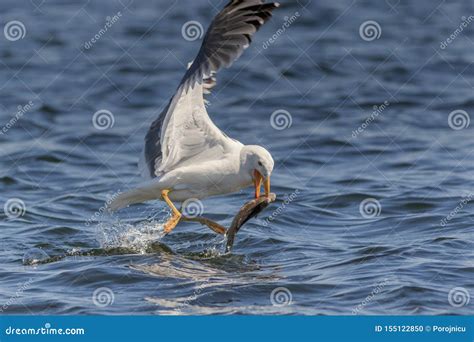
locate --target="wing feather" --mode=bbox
[142,0,279,179]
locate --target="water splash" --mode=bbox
[23,248,50,265]
[95,208,169,254]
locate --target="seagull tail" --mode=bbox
[108,187,161,212]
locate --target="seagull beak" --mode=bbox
[253,170,263,198]
[264,176,271,197]
[253,171,271,198]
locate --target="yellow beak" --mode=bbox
[253,170,271,198]
[264,176,271,197]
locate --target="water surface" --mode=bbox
[0,0,473,315]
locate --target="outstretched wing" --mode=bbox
[140,0,279,179]
[180,0,280,93]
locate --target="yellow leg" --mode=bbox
[161,189,182,234]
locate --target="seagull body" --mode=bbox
[110,0,279,233]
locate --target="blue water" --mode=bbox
[0,0,473,315]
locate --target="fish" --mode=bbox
[181,194,276,252]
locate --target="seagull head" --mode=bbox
[241,145,274,198]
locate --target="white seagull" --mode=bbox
[110,0,279,234]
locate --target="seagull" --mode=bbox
[110,0,279,234]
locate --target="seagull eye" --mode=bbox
[258,161,263,167]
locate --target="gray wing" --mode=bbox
[141,0,279,179]
[141,100,171,179]
[181,0,280,93]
